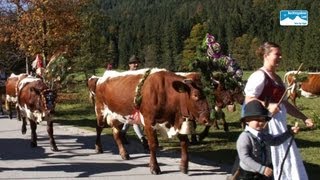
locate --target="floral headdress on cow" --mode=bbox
[205,33,222,59]
[191,33,244,118]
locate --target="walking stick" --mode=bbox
[277,63,303,180]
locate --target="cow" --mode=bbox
[174,72,244,143]
[17,76,58,151]
[5,73,28,119]
[191,80,244,143]
[284,71,320,107]
[92,68,211,175]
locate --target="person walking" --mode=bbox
[120,55,148,151]
[243,42,314,180]
[237,100,299,180]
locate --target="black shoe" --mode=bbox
[140,137,149,151]
[120,132,130,144]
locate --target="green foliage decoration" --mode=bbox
[134,68,152,108]
[295,73,309,82]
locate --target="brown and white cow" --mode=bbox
[92,68,210,175]
[5,73,28,119]
[284,71,320,107]
[17,76,58,151]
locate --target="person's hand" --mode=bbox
[267,103,280,116]
[291,122,300,134]
[263,167,273,177]
[304,118,314,128]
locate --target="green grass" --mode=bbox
[53,71,320,179]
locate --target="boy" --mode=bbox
[236,100,299,180]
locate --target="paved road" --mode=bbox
[0,115,231,179]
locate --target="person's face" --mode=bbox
[246,117,268,131]
[129,62,139,70]
[264,47,282,68]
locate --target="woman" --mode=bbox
[244,42,314,180]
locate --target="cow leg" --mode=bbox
[178,134,189,174]
[5,100,12,119]
[213,119,219,130]
[21,117,27,134]
[145,124,161,174]
[112,126,130,160]
[16,104,21,121]
[220,111,229,132]
[190,121,198,145]
[0,99,3,115]
[198,125,211,142]
[47,120,58,151]
[8,102,13,119]
[29,120,37,148]
[95,124,104,153]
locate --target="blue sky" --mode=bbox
[280,10,308,21]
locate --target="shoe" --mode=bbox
[140,137,149,151]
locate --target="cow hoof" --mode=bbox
[180,166,188,174]
[95,148,103,154]
[190,135,199,145]
[150,167,161,175]
[30,142,37,148]
[223,124,229,132]
[21,127,27,135]
[120,153,130,160]
[51,146,59,152]
[198,133,207,142]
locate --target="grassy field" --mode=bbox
[53,70,320,179]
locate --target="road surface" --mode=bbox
[0,115,232,179]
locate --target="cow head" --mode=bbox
[31,87,57,114]
[212,79,244,111]
[172,78,211,126]
[41,89,57,113]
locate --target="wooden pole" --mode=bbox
[26,57,29,74]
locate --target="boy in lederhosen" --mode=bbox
[236,100,299,180]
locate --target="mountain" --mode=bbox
[280,16,308,26]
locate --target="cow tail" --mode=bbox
[89,91,95,105]
[5,97,9,110]
[88,77,99,105]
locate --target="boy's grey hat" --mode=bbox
[240,100,271,122]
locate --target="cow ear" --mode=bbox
[172,81,190,93]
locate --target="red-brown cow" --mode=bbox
[284,71,320,107]
[17,76,58,151]
[192,79,244,143]
[5,73,28,119]
[93,68,210,175]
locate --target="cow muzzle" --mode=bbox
[198,110,211,125]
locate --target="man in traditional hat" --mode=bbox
[128,55,141,70]
[120,55,149,151]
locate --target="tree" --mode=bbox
[181,23,208,70]
[1,0,85,63]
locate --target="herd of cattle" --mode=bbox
[1,68,319,175]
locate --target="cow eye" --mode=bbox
[192,91,200,100]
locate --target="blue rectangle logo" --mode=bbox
[280,10,308,26]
